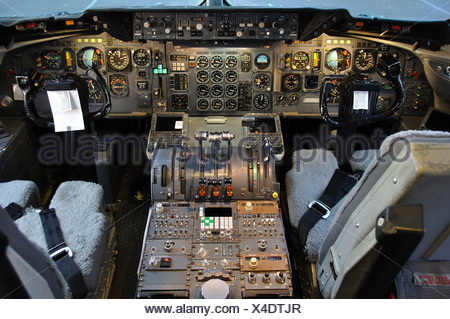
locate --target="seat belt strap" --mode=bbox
[298,169,361,249]
[5,202,26,221]
[39,208,87,298]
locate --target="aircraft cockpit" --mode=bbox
[0,0,449,302]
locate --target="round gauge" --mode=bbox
[254,73,271,90]
[196,70,209,83]
[196,56,209,68]
[282,74,301,92]
[304,76,319,90]
[253,93,270,109]
[211,84,224,97]
[354,49,376,72]
[133,49,150,66]
[225,70,238,83]
[225,99,237,110]
[109,75,127,96]
[87,79,104,103]
[276,93,287,104]
[197,84,209,97]
[211,99,223,110]
[197,99,209,110]
[255,53,270,70]
[77,47,104,70]
[107,49,130,71]
[211,56,224,68]
[211,70,224,83]
[40,51,62,70]
[0,95,13,109]
[325,48,351,72]
[225,56,238,68]
[225,84,238,97]
[292,51,309,69]
[289,93,300,104]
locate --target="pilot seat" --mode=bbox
[286,130,450,298]
[0,180,116,298]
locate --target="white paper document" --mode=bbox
[175,120,183,130]
[47,90,85,132]
[353,91,370,110]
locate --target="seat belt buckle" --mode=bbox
[349,173,361,182]
[49,243,73,261]
[308,200,331,219]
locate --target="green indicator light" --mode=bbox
[162,69,167,74]
[153,69,157,74]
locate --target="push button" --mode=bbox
[160,257,172,268]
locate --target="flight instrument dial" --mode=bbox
[354,49,376,72]
[107,49,130,71]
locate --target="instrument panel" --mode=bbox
[133,12,299,41]
[1,28,432,117]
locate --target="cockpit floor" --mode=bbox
[108,201,149,298]
[108,167,151,299]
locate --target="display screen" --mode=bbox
[249,118,277,133]
[170,55,187,61]
[155,116,183,131]
[205,207,232,217]
[256,55,268,64]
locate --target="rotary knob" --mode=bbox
[196,23,203,31]
[258,240,267,251]
[198,246,207,258]
[164,27,171,35]
[249,257,258,269]
[164,241,173,252]
[245,202,253,212]
[222,21,231,31]
[155,202,164,213]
